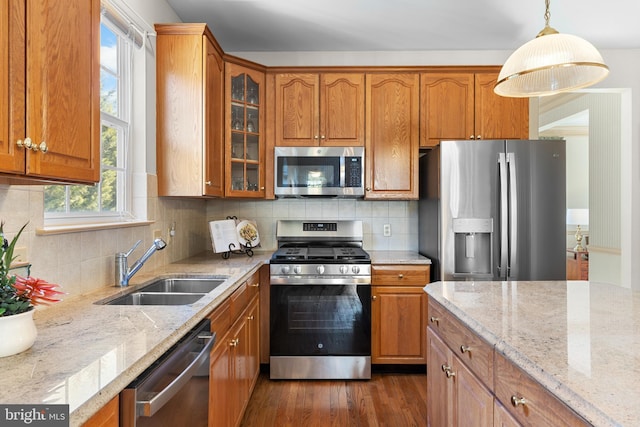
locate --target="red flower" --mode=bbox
[13,276,64,306]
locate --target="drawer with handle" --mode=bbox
[494,351,590,427]
[428,299,493,388]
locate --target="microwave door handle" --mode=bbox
[137,331,216,417]
[498,153,508,279]
[507,152,518,279]
[340,155,346,187]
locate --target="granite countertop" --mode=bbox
[369,250,431,265]
[0,251,272,426]
[425,280,640,427]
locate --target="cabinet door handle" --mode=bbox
[441,364,455,378]
[372,295,377,301]
[511,396,526,407]
[229,338,239,347]
[249,283,260,288]
[429,316,440,326]
[460,345,471,354]
[247,315,254,321]
[476,135,482,140]
[397,273,404,279]
[205,181,212,186]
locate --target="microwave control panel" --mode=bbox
[345,157,362,187]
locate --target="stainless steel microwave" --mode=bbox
[274,146,365,198]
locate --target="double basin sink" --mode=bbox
[100,277,227,306]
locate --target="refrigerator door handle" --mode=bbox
[498,153,508,278]
[507,153,518,278]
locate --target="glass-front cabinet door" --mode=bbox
[225,63,265,197]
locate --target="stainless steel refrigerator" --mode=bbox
[419,140,566,282]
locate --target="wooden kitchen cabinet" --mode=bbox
[155,24,225,197]
[494,351,590,427]
[81,395,119,427]
[420,71,529,148]
[0,0,100,184]
[274,73,365,146]
[371,265,429,364]
[427,298,590,427]
[365,73,420,199]
[209,271,260,427]
[225,62,266,197]
[427,330,494,426]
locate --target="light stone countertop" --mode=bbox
[425,280,640,427]
[368,250,431,265]
[0,251,272,426]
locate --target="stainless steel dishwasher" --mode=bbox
[120,319,216,427]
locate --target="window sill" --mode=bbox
[36,220,154,236]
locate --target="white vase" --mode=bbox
[0,309,37,357]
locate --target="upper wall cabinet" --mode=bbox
[274,73,365,146]
[420,71,529,148]
[365,73,419,200]
[0,0,100,184]
[156,24,225,197]
[225,62,266,197]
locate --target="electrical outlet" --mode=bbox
[383,224,391,237]
[13,246,28,264]
[153,229,162,239]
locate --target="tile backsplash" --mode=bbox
[0,181,418,300]
[205,198,418,252]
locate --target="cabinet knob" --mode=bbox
[205,181,212,186]
[249,282,259,288]
[429,316,440,326]
[260,186,265,190]
[366,187,371,191]
[372,295,377,301]
[16,139,25,148]
[314,135,319,139]
[23,137,33,149]
[476,135,482,140]
[470,135,475,140]
[229,338,240,347]
[511,396,527,407]
[397,273,404,279]
[460,345,471,354]
[247,315,254,321]
[441,364,455,378]
[320,135,325,139]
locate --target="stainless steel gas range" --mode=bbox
[269,220,372,380]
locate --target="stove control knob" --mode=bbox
[280,265,290,275]
[294,265,302,274]
[340,265,349,274]
[316,265,325,275]
[352,265,361,274]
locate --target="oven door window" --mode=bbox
[276,156,340,188]
[270,285,371,356]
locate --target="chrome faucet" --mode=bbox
[115,238,167,287]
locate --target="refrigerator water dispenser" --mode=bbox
[453,218,493,276]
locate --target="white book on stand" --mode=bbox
[209,219,241,253]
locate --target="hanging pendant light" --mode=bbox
[494,0,609,98]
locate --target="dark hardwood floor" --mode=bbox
[240,372,428,427]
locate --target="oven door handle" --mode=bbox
[137,331,216,417]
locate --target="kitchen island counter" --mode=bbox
[0,251,271,426]
[425,280,639,426]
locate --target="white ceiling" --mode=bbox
[164,0,640,52]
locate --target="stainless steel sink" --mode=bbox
[105,292,207,306]
[99,276,228,306]
[140,277,226,294]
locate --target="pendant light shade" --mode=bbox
[495,0,609,98]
